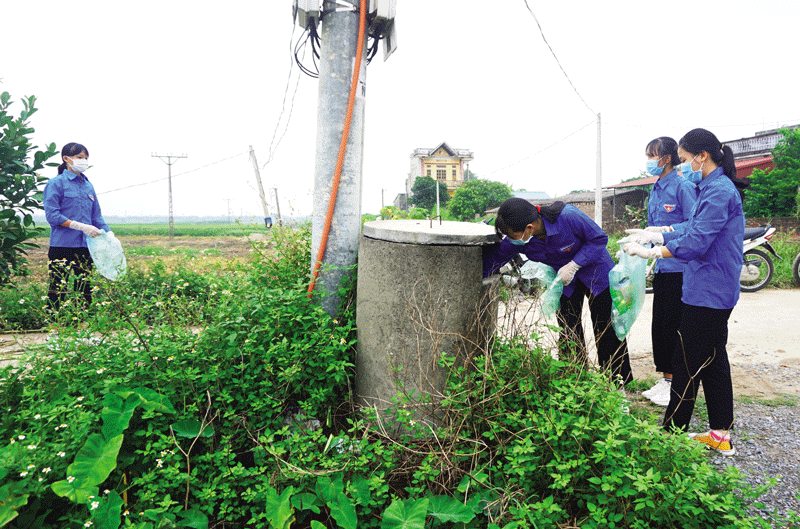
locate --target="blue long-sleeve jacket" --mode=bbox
[647,169,698,273]
[662,167,744,309]
[43,170,110,248]
[483,204,614,298]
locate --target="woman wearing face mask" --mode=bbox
[623,128,744,455]
[637,137,697,407]
[484,198,633,385]
[43,142,110,313]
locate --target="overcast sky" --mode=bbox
[4,1,799,221]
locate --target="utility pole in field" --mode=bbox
[595,113,602,228]
[249,145,272,228]
[272,187,282,226]
[151,153,187,238]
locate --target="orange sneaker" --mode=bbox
[688,431,736,456]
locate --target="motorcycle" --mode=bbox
[793,250,800,286]
[644,223,781,293]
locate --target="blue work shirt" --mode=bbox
[647,169,697,274]
[43,169,110,248]
[483,204,615,298]
[663,167,744,310]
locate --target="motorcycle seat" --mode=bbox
[744,226,768,240]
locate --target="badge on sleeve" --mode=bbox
[663,204,675,213]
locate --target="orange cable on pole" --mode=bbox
[307,0,367,298]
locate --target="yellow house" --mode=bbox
[406,142,474,198]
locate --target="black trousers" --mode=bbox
[663,303,734,433]
[47,246,94,312]
[651,272,683,375]
[556,279,632,384]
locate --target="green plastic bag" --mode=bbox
[608,252,646,340]
[518,260,564,318]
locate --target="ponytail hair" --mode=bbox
[57,142,89,175]
[678,128,737,180]
[495,197,566,237]
[645,136,679,168]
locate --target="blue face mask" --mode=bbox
[509,234,531,246]
[679,155,703,184]
[645,157,665,176]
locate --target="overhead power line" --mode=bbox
[98,151,248,195]
[483,119,596,177]
[522,0,595,115]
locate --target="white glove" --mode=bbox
[623,242,662,260]
[68,221,101,238]
[557,260,581,285]
[620,229,664,246]
[644,226,674,233]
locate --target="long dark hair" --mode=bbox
[679,129,736,180]
[646,136,679,168]
[57,142,89,175]
[495,198,566,237]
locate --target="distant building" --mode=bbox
[724,124,799,178]
[393,193,407,211]
[485,188,647,231]
[512,191,551,201]
[406,142,474,199]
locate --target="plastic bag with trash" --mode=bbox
[518,260,564,317]
[608,251,646,340]
[86,231,127,281]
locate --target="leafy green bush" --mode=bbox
[0,224,779,528]
[0,91,58,285]
[0,283,48,330]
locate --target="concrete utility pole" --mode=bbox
[311,0,367,316]
[594,113,602,228]
[151,153,187,238]
[249,145,272,227]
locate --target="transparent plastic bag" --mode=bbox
[608,252,646,340]
[519,260,564,318]
[86,231,127,281]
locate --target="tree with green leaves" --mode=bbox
[410,175,449,211]
[448,179,513,221]
[0,91,58,285]
[743,127,800,217]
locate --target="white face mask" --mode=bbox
[69,158,90,173]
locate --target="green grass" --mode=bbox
[124,246,222,257]
[35,222,271,238]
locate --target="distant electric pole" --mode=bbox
[151,153,187,238]
[222,198,232,223]
[272,187,283,226]
[249,145,272,228]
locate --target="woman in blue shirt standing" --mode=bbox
[484,198,632,385]
[624,128,744,455]
[43,142,110,313]
[638,137,697,406]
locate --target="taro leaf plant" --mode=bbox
[0,91,58,285]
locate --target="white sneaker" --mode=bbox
[647,379,672,406]
[642,378,670,398]
[649,391,670,407]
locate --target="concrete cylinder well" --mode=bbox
[356,220,499,434]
